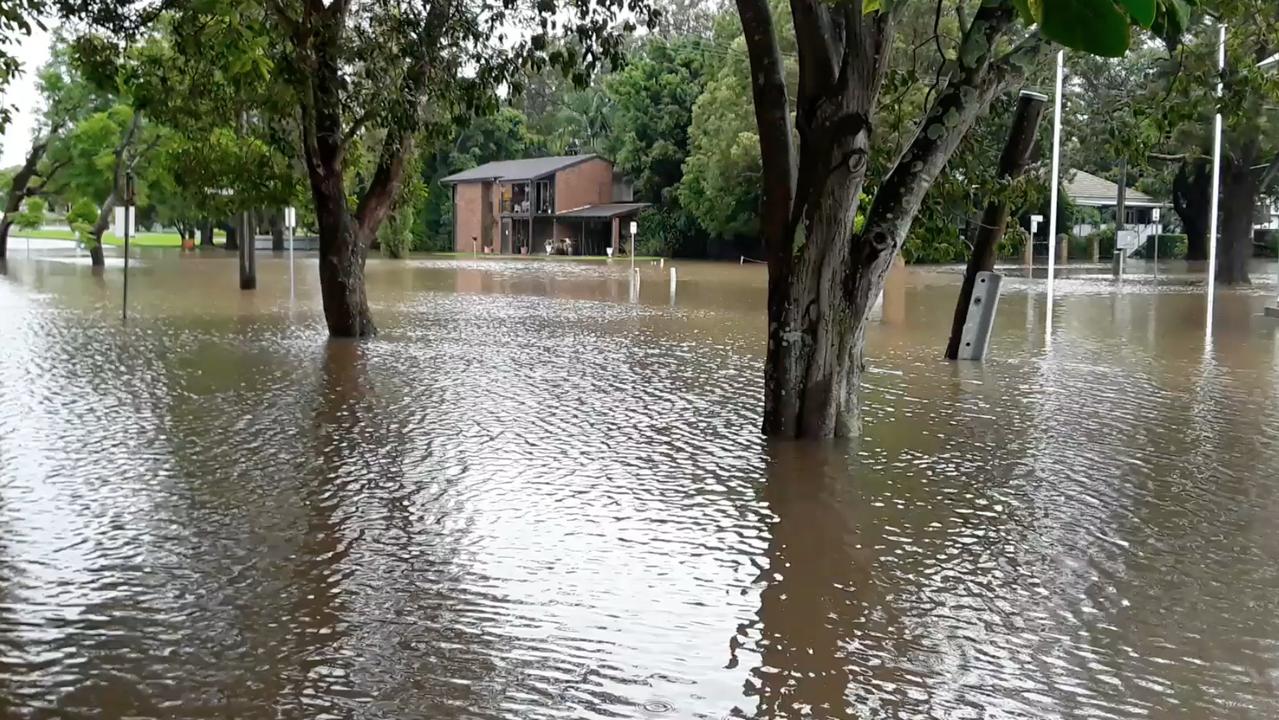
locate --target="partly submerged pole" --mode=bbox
[123,170,133,322]
[1046,50,1064,335]
[1206,23,1226,328]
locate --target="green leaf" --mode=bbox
[1012,0,1037,23]
[1116,0,1156,27]
[1040,0,1131,57]
[863,0,882,14]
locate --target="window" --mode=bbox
[535,179,554,214]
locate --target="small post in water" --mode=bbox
[669,265,677,304]
[629,220,637,277]
[122,170,134,322]
[285,206,297,300]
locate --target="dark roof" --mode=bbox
[1064,170,1163,208]
[555,202,650,219]
[440,155,602,184]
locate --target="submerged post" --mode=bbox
[122,170,133,322]
[285,206,296,300]
[956,272,1003,361]
[945,90,1045,360]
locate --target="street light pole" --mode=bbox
[1207,23,1226,331]
[1046,50,1064,338]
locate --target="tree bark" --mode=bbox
[945,91,1045,360]
[740,0,1044,438]
[294,4,421,338]
[86,112,143,268]
[1173,159,1210,261]
[239,208,257,289]
[0,134,53,258]
[223,219,239,250]
[200,218,214,246]
[270,210,285,251]
[1217,152,1258,284]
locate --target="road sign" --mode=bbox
[284,206,296,229]
[1116,230,1140,251]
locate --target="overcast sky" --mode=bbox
[1,21,53,168]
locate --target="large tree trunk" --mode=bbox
[1173,159,1211,261]
[87,189,118,268]
[945,91,1045,360]
[741,0,1042,438]
[0,134,53,258]
[295,6,418,338]
[1217,153,1258,284]
[199,218,214,246]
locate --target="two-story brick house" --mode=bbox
[441,155,647,256]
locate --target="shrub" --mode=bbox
[66,198,99,247]
[1139,233,1187,260]
[1086,225,1116,258]
[634,204,707,258]
[998,225,1029,259]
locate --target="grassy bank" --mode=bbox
[14,229,224,248]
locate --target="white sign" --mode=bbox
[113,206,136,238]
[1116,230,1140,251]
[1030,214,1044,236]
[629,221,638,235]
[284,206,297,229]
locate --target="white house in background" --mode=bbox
[1065,169,1166,250]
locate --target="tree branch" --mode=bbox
[859,2,1035,264]
[735,0,796,263]
[1260,154,1279,190]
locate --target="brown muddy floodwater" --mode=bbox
[2,243,1279,719]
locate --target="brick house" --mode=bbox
[441,155,648,255]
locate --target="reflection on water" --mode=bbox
[2,250,1278,719]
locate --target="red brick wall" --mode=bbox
[554,158,613,213]
[454,182,500,252]
[454,183,482,252]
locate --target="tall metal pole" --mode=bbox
[1206,23,1227,328]
[1046,50,1064,337]
[1114,157,1128,279]
[123,170,133,322]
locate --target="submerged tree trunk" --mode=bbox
[1173,159,1211,261]
[294,4,422,338]
[945,91,1045,360]
[1217,153,1258,284]
[239,208,257,290]
[200,218,214,246]
[85,113,144,268]
[739,0,1044,438]
[270,210,285,251]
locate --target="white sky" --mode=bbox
[0,20,53,168]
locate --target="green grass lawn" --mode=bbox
[14,229,224,248]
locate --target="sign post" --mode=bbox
[120,171,135,322]
[629,220,637,275]
[284,206,297,299]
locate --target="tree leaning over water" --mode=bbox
[735,0,1197,438]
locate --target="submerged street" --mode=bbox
[2,251,1278,718]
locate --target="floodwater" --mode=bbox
[2,244,1279,719]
